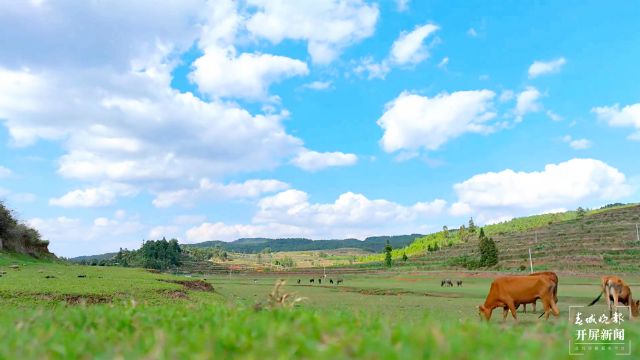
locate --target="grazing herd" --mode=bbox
[440,279,463,287]
[296,277,343,285]
[476,271,638,322]
[256,271,638,323]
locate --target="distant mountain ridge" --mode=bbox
[70,234,423,262]
[185,235,423,253]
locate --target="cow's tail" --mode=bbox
[588,292,603,306]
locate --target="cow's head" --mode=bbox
[478,304,491,320]
[632,299,640,318]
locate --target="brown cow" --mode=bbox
[479,275,559,321]
[588,275,639,318]
[520,271,559,313]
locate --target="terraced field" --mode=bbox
[406,205,640,271]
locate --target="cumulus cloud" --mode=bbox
[355,23,439,79]
[49,183,137,208]
[291,150,358,171]
[377,90,497,153]
[152,179,290,208]
[528,57,566,78]
[562,135,592,150]
[245,0,379,64]
[592,103,640,141]
[514,86,542,121]
[28,215,145,256]
[186,189,446,241]
[390,23,440,66]
[450,158,631,220]
[190,46,308,100]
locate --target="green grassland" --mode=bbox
[2,252,640,359]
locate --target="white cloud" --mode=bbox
[562,135,592,150]
[390,23,440,66]
[0,166,11,178]
[190,46,309,99]
[592,103,640,140]
[245,0,379,64]
[355,22,439,80]
[514,86,542,121]
[152,179,290,208]
[186,189,446,241]
[377,90,497,153]
[0,1,327,204]
[499,90,514,102]
[0,63,304,185]
[292,150,358,171]
[396,0,410,12]
[451,158,631,220]
[437,57,449,69]
[528,57,566,78]
[353,57,391,80]
[467,28,478,37]
[547,110,563,121]
[0,1,206,70]
[303,81,332,90]
[49,183,137,208]
[28,215,145,256]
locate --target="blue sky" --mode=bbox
[0,0,639,257]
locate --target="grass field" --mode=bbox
[1,252,640,359]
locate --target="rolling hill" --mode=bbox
[70,234,424,263]
[401,204,640,272]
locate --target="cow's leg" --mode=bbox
[612,290,619,318]
[605,285,612,317]
[503,306,509,320]
[523,303,527,313]
[551,299,560,317]
[507,301,518,321]
[532,301,536,313]
[541,298,551,320]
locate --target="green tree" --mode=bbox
[442,225,449,238]
[384,241,393,267]
[576,207,586,218]
[468,217,477,233]
[478,228,498,267]
[402,252,408,262]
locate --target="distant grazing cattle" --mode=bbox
[318,278,322,284]
[479,275,559,321]
[589,275,640,318]
[457,280,463,287]
[336,279,343,285]
[330,279,334,284]
[441,279,453,287]
[310,278,314,284]
[45,275,56,279]
[297,279,301,284]
[77,275,87,278]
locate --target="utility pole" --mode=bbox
[636,224,640,242]
[529,248,533,274]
